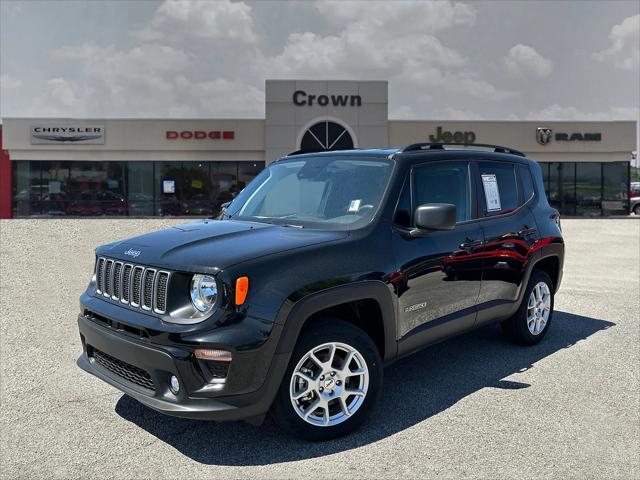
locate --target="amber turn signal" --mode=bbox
[194,348,232,362]
[235,276,249,305]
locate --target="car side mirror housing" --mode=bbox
[411,203,457,237]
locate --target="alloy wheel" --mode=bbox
[527,281,551,335]
[289,342,369,427]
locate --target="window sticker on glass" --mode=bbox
[481,174,502,212]
[163,179,176,194]
[348,199,361,212]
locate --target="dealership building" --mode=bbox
[0,80,636,218]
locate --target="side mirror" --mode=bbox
[215,201,232,220]
[411,203,456,237]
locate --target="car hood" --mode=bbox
[96,219,348,272]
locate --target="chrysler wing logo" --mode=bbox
[536,127,553,145]
[31,125,105,145]
[32,134,103,142]
[124,248,141,258]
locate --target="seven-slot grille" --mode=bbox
[95,257,170,314]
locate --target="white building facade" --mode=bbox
[1,80,636,217]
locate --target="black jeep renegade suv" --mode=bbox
[77,143,564,440]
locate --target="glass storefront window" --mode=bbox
[182,162,214,216]
[539,162,550,193]
[602,162,629,216]
[41,161,70,216]
[548,162,576,215]
[538,161,631,216]
[127,162,154,216]
[65,162,126,216]
[576,163,602,217]
[11,159,631,218]
[155,162,183,216]
[211,162,239,213]
[13,161,36,217]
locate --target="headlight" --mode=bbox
[190,274,218,313]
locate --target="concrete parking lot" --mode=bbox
[0,218,638,479]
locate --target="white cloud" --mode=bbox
[175,76,264,117]
[505,44,553,78]
[594,14,639,71]
[1,0,516,118]
[525,104,639,121]
[54,42,191,73]
[49,42,195,116]
[43,40,263,117]
[0,74,22,89]
[261,1,511,101]
[315,0,476,32]
[391,105,484,120]
[389,105,418,119]
[134,0,256,45]
[436,107,485,120]
[45,78,81,112]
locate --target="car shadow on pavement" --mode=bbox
[115,310,613,465]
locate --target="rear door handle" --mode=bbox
[518,226,537,236]
[460,237,483,248]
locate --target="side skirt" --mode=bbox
[395,299,516,361]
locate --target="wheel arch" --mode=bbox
[531,254,561,292]
[274,281,397,362]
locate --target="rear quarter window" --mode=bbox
[518,164,535,202]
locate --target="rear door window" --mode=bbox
[478,161,519,215]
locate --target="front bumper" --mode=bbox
[77,313,289,421]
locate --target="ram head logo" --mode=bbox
[536,127,553,145]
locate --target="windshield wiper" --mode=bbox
[244,216,304,228]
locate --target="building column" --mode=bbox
[0,128,12,219]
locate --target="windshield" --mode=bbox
[226,156,393,229]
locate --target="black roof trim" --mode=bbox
[400,142,525,157]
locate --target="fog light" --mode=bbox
[194,348,232,362]
[169,375,180,394]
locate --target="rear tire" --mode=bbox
[272,318,382,441]
[502,270,554,345]
[633,205,640,216]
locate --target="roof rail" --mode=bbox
[400,142,525,157]
[285,149,316,157]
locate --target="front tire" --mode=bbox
[502,269,554,345]
[272,319,382,441]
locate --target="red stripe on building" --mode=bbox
[0,127,12,219]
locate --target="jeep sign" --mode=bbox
[429,126,476,143]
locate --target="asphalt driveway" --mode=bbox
[0,218,638,479]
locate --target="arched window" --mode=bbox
[299,120,354,152]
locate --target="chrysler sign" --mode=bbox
[31,125,105,144]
